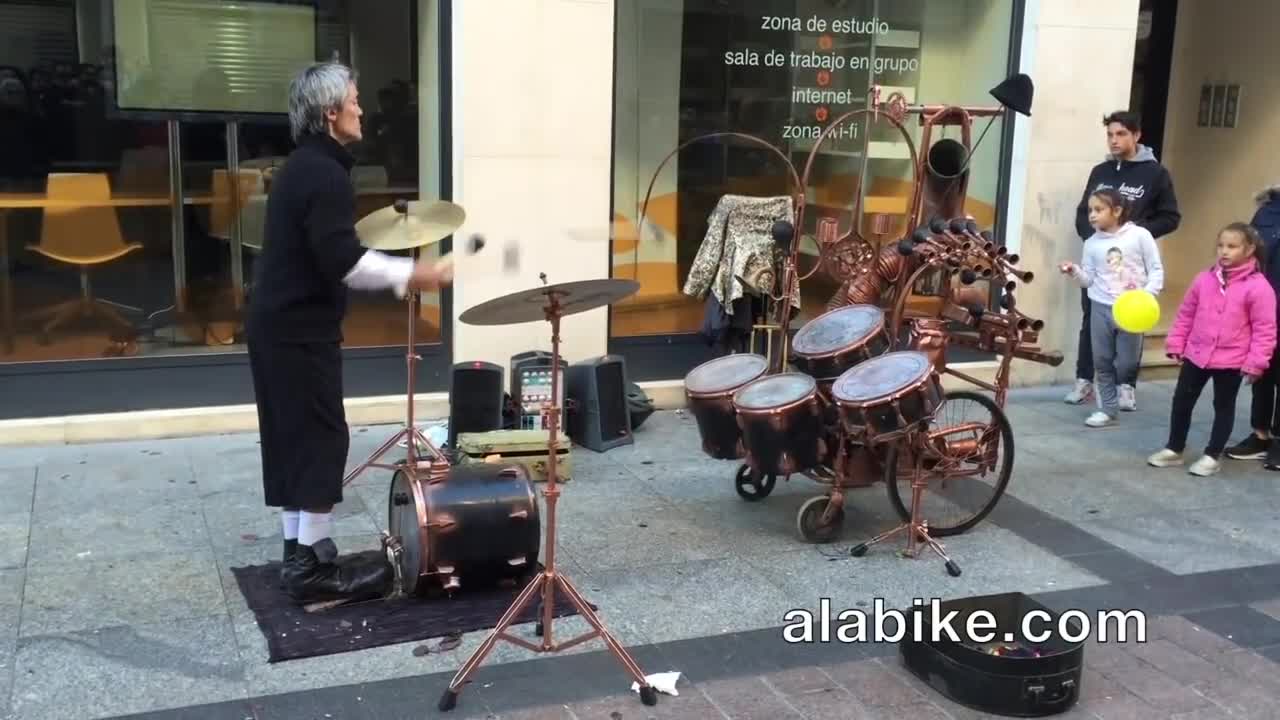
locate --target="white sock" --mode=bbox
[281,510,300,540]
[298,511,333,547]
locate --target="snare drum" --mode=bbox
[684,353,770,459]
[790,305,890,387]
[732,373,825,476]
[831,351,944,445]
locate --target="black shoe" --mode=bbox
[281,538,393,605]
[1226,434,1269,460]
[279,539,299,588]
[1265,440,1280,471]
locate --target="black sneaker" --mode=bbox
[1226,434,1269,460]
[1266,439,1280,471]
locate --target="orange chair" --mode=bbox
[23,173,143,342]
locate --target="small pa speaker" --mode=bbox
[565,355,633,452]
[448,361,504,448]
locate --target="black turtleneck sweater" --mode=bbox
[247,133,368,344]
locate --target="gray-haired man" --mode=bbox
[246,62,450,605]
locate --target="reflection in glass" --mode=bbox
[610,0,1014,339]
[0,0,437,365]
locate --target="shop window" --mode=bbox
[610,0,1015,340]
[0,0,440,365]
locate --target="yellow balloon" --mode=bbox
[1112,290,1160,333]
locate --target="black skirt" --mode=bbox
[248,338,349,508]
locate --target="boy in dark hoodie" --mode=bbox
[1226,184,1280,468]
[1065,111,1182,410]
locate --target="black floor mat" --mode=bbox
[232,560,590,663]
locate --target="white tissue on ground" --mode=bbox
[631,671,681,696]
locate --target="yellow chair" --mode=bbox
[23,173,143,341]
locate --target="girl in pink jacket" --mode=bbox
[1148,222,1278,476]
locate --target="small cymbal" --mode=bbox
[356,200,465,251]
[460,279,640,326]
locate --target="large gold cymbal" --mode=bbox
[356,200,466,251]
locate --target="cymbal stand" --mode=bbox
[849,431,962,577]
[343,204,447,487]
[438,288,658,713]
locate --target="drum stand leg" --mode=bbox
[850,441,962,577]
[343,287,445,486]
[438,299,658,713]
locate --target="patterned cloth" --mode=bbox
[682,194,798,315]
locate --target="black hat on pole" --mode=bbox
[989,73,1034,116]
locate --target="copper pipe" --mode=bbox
[949,331,1063,366]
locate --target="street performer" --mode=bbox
[246,61,452,605]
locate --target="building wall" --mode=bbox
[1010,0,1141,386]
[449,0,615,379]
[1157,0,1280,326]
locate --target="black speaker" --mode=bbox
[448,361,504,448]
[565,355,633,452]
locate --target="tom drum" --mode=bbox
[790,305,890,389]
[831,351,944,445]
[684,353,770,459]
[731,372,825,476]
[387,462,540,596]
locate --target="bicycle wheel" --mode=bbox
[883,390,1013,536]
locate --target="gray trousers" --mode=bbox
[1090,300,1143,416]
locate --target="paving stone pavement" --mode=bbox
[2,379,1280,719]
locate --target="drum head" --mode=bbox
[733,372,816,410]
[685,353,769,395]
[388,469,423,596]
[832,351,932,403]
[792,305,884,357]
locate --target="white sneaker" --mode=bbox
[1147,449,1183,467]
[1065,380,1093,405]
[1118,384,1136,412]
[1188,455,1221,476]
[1085,411,1115,428]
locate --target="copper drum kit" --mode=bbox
[663,73,1062,573]
[343,215,664,712]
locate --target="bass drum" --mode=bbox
[388,462,540,596]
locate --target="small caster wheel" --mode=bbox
[945,560,961,577]
[735,464,775,501]
[639,685,659,706]
[849,543,868,557]
[796,495,844,543]
[438,689,458,712]
[535,622,544,636]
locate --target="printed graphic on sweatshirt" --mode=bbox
[1093,181,1147,203]
[1101,246,1143,294]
